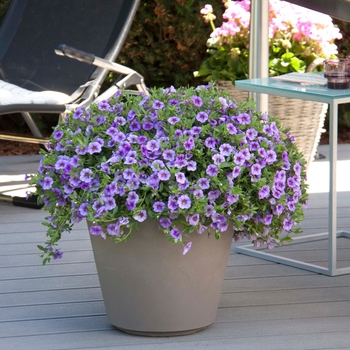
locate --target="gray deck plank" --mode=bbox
[2,147,350,349]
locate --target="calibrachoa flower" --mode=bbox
[195,0,341,83]
[31,84,308,264]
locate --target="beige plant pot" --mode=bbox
[88,219,233,337]
[217,80,328,169]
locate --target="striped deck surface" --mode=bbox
[1,144,350,350]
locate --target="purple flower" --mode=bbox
[170,228,181,240]
[258,185,270,199]
[134,210,147,222]
[73,108,83,119]
[188,214,200,226]
[250,163,262,176]
[187,160,197,171]
[138,135,148,144]
[197,177,210,189]
[247,140,257,151]
[121,169,134,180]
[212,154,225,165]
[53,250,63,260]
[263,124,274,136]
[142,121,154,130]
[287,177,297,188]
[174,155,188,169]
[90,225,103,236]
[163,149,175,161]
[266,150,277,164]
[168,197,178,212]
[158,169,171,181]
[275,203,284,216]
[42,177,53,190]
[287,201,296,211]
[246,128,258,140]
[196,111,208,123]
[98,100,110,111]
[183,242,192,255]
[192,96,203,107]
[175,172,186,184]
[53,130,64,140]
[151,160,165,171]
[258,147,267,158]
[237,113,250,124]
[227,123,237,135]
[146,140,160,152]
[80,168,93,183]
[219,143,234,156]
[127,191,139,202]
[106,127,118,139]
[232,166,241,178]
[193,189,204,199]
[205,137,216,149]
[226,193,239,204]
[168,116,180,124]
[126,198,136,211]
[208,190,221,203]
[152,100,164,109]
[159,217,172,228]
[127,110,136,120]
[107,223,121,236]
[87,141,102,154]
[294,162,302,175]
[206,164,219,177]
[103,196,116,210]
[153,201,165,213]
[129,120,141,132]
[178,195,191,209]
[234,152,245,166]
[205,204,216,217]
[79,203,89,217]
[183,137,195,151]
[283,218,293,231]
[191,126,202,135]
[263,214,273,225]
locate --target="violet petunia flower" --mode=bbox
[206,164,219,177]
[170,228,181,240]
[134,210,147,222]
[178,195,191,209]
[183,242,192,255]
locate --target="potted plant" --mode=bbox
[194,0,342,168]
[31,84,308,336]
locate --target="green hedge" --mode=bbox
[115,0,223,88]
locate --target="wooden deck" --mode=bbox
[1,144,350,350]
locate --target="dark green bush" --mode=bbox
[115,0,223,88]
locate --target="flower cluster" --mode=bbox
[31,84,308,264]
[195,0,342,83]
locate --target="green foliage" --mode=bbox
[116,0,223,88]
[31,84,308,263]
[0,0,10,23]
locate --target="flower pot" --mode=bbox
[217,80,328,169]
[88,219,233,336]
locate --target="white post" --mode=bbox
[249,0,269,113]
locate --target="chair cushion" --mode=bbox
[0,80,72,105]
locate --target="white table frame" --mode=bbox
[235,78,350,276]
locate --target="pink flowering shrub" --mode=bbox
[31,84,308,264]
[195,0,342,83]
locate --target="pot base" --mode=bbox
[117,325,208,337]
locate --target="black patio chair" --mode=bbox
[0,0,147,208]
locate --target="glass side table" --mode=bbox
[235,77,350,276]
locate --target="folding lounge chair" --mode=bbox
[0,0,147,208]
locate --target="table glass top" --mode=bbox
[235,77,350,99]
